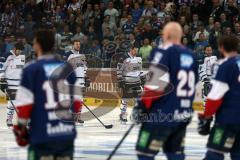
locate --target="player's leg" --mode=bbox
[136,123,172,160]
[55,140,74,160]
[230,127,240,160]
[120,98,128,123]
[6,89,17,127]
[163,123,187,160]
[28,144,54,160]
[204,124,238,160]
[28,140,74,160]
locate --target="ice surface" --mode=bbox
[0,106,230,160]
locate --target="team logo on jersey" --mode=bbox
[180,54,193,68]
[43,63,63,78]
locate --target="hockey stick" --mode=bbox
[107,124,135,160]
[5,89,18,114]
[82,102,113,129]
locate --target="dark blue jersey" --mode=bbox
[122,22,135,34]
[148,44,198,126]
[16,55,79,145]
[207,56,240,124]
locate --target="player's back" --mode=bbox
[149,44,198,125]
[18,55,77,144]
[213,56,240,124]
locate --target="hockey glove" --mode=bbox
[13,124,29,147]
[0,78,7,92]
[203,81,212,97]
[131,100,149,124]
[117,78,125,88]
[197,116,213,136]
[140,75,146,86]
[85,77,91,88]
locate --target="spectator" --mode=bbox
[83,3,94,29]
[220,12,231,29]
[190,13,202,32]
[80,36,90,55]
[209,21,222,50]
[102,15,117,37]
[193,23,209,42]
[72,26,85,42]
[119,10,128,28]
[1,35,15,58]
[104,1,119,25]
[138,38,152,62]
[206,16,215,32]
[224,0,239,22]
[60,24,73,51]
[157,2,167,24]
[87,26,97,44]
[88,40,102,58]
[103,27,114,41]
[142,0,157,21]
[122,15,135,35]
[21,37,32,58]
[68,0,81,11]
[131,2,143,24]
[53,26,62,50]
[234,22,240,39]
[224,26,233,36]
[194,33,209,53]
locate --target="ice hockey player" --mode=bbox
[0,43,25,127]
[132,22,198,160]
[12,29,82,159]
[199,45,218,105]
[199,35,240,160]
[117,46,144,124]
[65,39,90,124]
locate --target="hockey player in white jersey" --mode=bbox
[117,46,145,123]
[199,46,218,105]
[0,43,25,127]
[65,39,90,124]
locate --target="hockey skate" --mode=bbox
[74,115,84,126]
[6,119,13,127]
[119,112,128,124]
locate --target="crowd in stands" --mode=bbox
[0,0,240,67]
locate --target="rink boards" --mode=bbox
[0,68,204,112]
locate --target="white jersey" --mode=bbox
[67,50,87,87]
[199,55,218,81]
[117,54,143,85]
[3,52,25,90]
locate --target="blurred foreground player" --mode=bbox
[0,43,25,127]
[199,35,240,160]
[132,22,198,160]
[13,29,82,160]
[117,46,144,123]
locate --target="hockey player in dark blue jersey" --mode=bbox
[199,35,240,160]
[132,22,199,160]
[12,29,82,160]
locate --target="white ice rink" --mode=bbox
[0,106,231,160]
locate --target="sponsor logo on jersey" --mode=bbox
[180,54,193,68]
